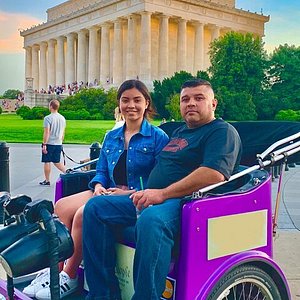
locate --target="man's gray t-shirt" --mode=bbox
[43,112,66,145]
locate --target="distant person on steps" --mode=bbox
[39,99,66,186]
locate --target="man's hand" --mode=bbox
[130,189,166,210]
[42,144,47,154]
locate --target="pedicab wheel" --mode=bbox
[207,264,282,300]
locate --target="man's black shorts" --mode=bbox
[41,144,63,163]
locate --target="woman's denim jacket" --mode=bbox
[89,119,169,191]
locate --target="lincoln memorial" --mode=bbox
[20,0,269,92]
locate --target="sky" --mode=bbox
[0,0,299,95]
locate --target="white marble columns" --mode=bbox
[177,18,187,71]
[24,11,230,92]
[77,29,87,83]
[56,36,65,86]
[194,22,204,73]
[47,39,56,87]
[66,33,76,85]
[31,45,39,91]
[100,24,111,83]
[25,46,32,79]
[140,12,151,83]
[113,19,123,85]
[126,16,137,79]
[159,15,169,80]
[39,42,47,90]
[211,25,220,42]
[88,26,99,84]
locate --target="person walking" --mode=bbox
[39,99,66,186]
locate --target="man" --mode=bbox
[40,99,66,185]
[83,79,242,299]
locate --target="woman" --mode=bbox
[111,106,125,130]
[23,79,169,300]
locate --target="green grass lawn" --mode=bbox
[0,114,161,144]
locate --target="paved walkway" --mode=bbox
[0,143,300,299]
[271,164,300,299]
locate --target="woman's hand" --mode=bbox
[93,183,109,196]
[107,187,136,195]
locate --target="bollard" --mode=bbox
[89,142,101,170]
[0,142,10,224]
[0,142,10,192]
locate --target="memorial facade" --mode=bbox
[21,0,269,91]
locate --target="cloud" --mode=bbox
[0,11,41,54]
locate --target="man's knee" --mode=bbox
[136,206,180,239]
[136,208,166,235]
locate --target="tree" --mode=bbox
[165,94,182,121]
[102,87,118,119]
[267,44,300,112]
[3,89,21,99]
[209,32,267,120]
[60,87,118,119]
[152,71,194,118]
[218,90,257,121]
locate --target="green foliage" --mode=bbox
[60,109,91,120]
[267,44,300,113]
[22,107,49,120]
[60,87,118,120]
[102,88,118,120]
[3,89,21,99]
[165,94,182,121]
[218,90,257,120]
[152,71,194,118]
[0,106,2,114]
[275,109,300,121]
[16,106,31,117]
[196,70,210,81]
[209,32,266,120]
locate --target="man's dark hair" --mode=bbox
[181,79,213,90]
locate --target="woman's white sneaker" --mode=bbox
[22,269,50,298]
[35,271,78,300]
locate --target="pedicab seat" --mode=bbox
[55,166,269,247]
[55,120,300,243]
[53,121,300,300]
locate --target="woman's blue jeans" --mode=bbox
[83,194,182,300]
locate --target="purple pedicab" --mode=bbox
[0,121,300,300]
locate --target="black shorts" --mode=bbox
[41,144,63,163]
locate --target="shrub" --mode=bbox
[0,106,2,114]
[60,109,91,120]
[275,109,300,121]
[60,87,118,119]
[22,107,49,120]
[16,106,31,118]
[90,113,104,120]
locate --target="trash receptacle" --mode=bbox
[89,142,101,170]
[0,141,10,224]
[0,142,10,193]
